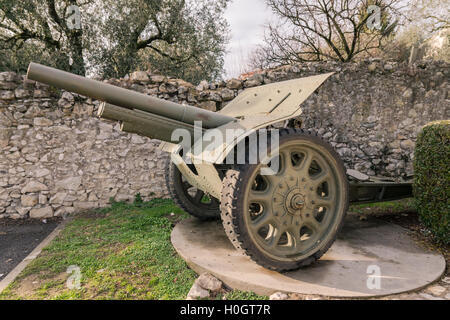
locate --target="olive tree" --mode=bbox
[91,0,230,83]
[0,0,230,82]
[0,0,91,75]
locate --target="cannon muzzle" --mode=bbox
[27,63,235,129]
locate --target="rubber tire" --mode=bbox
[165,158,220,220]
[220,128,349,271]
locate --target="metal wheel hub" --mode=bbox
[280,187,306,216]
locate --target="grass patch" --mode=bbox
[223,290,268,300]
[0,199,197,300]
[349,198,416,216]
[0,198,269,300]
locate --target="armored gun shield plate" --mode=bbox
[219,72,334,120]
[191,73,335,164]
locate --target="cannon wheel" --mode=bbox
[221,129,349,271]
[165,159,220,220]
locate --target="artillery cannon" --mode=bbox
[27,63,412,271]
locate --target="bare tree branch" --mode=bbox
[250,0,403,68]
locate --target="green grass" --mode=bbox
[349,198,416,215]
[0,199,263,300]
[0,198,417,300]
[0,199,195,300]
[223,291,268,300]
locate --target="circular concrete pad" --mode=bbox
[171,214,445,297]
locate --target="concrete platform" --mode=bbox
[171,214,446,297]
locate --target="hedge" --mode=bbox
[413,120,450,244]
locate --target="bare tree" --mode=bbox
[407,0,449,33]
[251,0,404,68]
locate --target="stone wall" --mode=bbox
[0,59,448,219]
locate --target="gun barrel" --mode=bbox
[99,102,199,144]
[27,63,235,128]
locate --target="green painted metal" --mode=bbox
[27,63,235,128]
[196,73,335,164]
[219,73,333,120]
[26,62,339,200]
[98,102,199,144]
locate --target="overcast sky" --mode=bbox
[223,0,274,79]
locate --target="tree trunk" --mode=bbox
[68,30,85,76]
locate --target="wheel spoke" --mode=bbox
[280,149,292,171]
[313,195,335,208]
[305,217,323,234]
[320,198,333,206]
[181,180,191,190]
[299,150,313,175]
[267,227,283,248]
[250,211,273,231]
[248,189,272,203]
[286,226,303,252]
[310,169,330,189]
[193,190,204,203]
